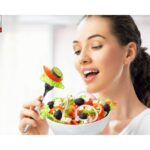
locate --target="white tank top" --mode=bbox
[119,109,150,135]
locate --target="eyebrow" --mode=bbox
[73,34,106,43]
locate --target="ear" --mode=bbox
[123,42,137,65]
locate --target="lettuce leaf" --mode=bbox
[40,105,57,121]
[81,109,95,115]
[40,73,64,89]
[40,105,50,119]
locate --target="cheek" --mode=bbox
[74,58,80,72]
[95,47,124,75]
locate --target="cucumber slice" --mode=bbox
[52,67,63,78]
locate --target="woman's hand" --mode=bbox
[19,96,49,135]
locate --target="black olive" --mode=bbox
[103,104,110,113]
[74,98,84,106]
[54,110,62,120]
[47,101,54,109]
[79,112,87,119]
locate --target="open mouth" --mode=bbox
[83,69,100,78]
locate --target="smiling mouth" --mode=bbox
[83,69,100,78]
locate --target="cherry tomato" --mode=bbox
[84,99,93,106]
[68,104,78,117]
[70,119,78,125]
[97,104,104,120]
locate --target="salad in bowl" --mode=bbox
[40,92,116,134]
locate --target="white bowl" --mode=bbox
[47,112,110,135]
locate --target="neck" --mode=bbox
[96,71,146,120]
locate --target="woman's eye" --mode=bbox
[74,50,81,55]
[92,45,103,49]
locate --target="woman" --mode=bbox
[19,15,150,135]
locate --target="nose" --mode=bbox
[79,50,92,65]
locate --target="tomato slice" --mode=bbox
[70,119,78,125]
[84,99,93,106]
[97,104,104,121]
[43,66,62,82]
[68,104,78,117]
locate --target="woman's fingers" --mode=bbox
[20,96,44,121]
[19,118,37,133]
[20,108,41,121]
[19,96,49,135]
[23,96,43,109]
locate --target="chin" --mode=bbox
[85,84,101,93]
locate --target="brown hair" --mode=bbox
[81,15,150,107]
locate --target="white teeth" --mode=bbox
[84,70,92,75]
[83,70,99,75]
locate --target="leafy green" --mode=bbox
[97,97,104,103]
[104,111,108,117]
[47,113,55,120]
[80,95,86,99]
[40,105,50,119]
[64,105,72,117]
[69,99,75,105]
[63,111,69,117]
[63,99,67,107]
[81,109,95,115]
[109,103,113,109]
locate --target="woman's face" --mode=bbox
[73,16,127,93]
